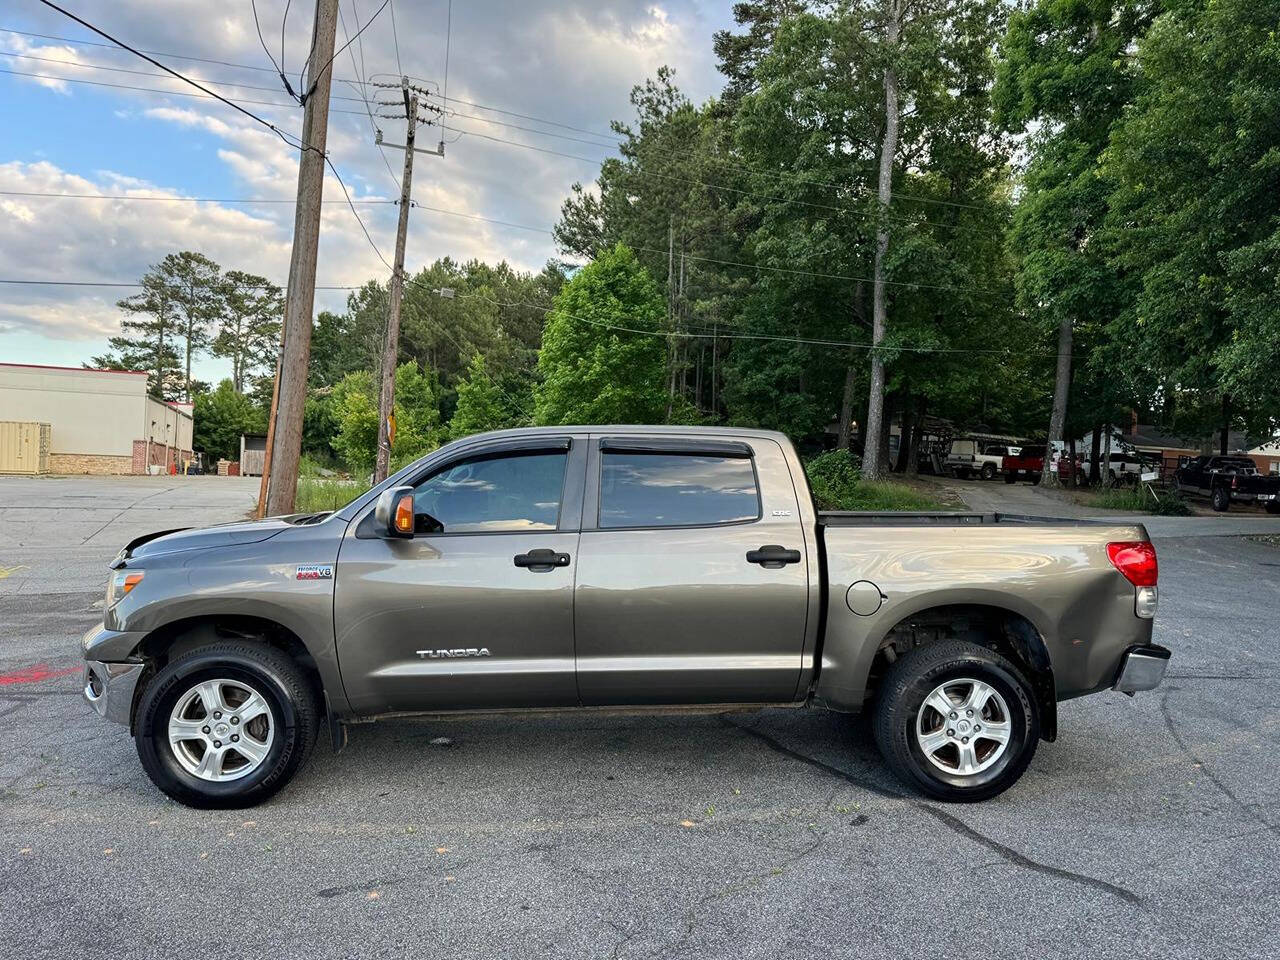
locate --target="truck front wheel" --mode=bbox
[872,640,1039,802]
[134,640,320,808]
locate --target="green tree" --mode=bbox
[534,245,668,425]
[192,379,266,461]
[1103,0,1280,448]
[448,354,508,439]
[213,271,282,392]
[91,270,183,399]
[994,0,1159,481]
[331,362,443,473]
[159,251,222,401]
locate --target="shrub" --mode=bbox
[805,449,863,510]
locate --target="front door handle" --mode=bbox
[513,548,571,570]
[746,545,802,568]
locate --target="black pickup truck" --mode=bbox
[1173,455,1280,512]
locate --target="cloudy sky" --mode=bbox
[1,0,732,383]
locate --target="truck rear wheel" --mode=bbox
[1003,473,1016,484]
[1211,486,1231,512]
[134,640,320,808]
[872,640,1039,802]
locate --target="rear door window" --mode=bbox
[599,452,760,528]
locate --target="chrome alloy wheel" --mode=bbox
[915,678,1012,777]
[167,679,274,782]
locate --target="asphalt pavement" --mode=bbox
[1,474,1278,959]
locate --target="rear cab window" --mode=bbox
[598,448,761,529]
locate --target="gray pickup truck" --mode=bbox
[81,426,1170,807]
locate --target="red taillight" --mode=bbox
[1231,475,1238,489]
[1107,541,1158,587]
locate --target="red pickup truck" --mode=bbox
[1002,444,1045,484]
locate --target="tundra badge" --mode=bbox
[417,648,491,659]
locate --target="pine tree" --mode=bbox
[91,271,183,399]
[213,271,283,392]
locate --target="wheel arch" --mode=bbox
[864,602,1057,742]
[128,614,331,735]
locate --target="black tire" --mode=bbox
[1267,502,1280,515]
[1003,473,1016,484]
[872,640,1039,802]
[981,463,996,481]
[1211,486,1230,512]
[134,640,320,808]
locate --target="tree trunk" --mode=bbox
[894,393,914,473]
[1041,312,1073,487]
[1102,422,1113,486]
[837,280,866,452]
[861,0,902,480]
[906,396,925,475]
[837,351,857,451]
[1219,393,1230,454]
[1089,423,1101,488]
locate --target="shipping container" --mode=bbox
[0,421,51,474]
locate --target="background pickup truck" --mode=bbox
[1174,455,1280,512]
[81,427,1169,808]
[1002,444,1045,484]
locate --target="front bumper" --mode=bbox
[1113,644,1171,695]
[82,660,145,726]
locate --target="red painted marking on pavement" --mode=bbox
[0,664,82,686]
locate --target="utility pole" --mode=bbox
[374,89,417,483]
[372,82,445,483]
[260,0,340,517]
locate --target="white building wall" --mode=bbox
[0,364,148,457]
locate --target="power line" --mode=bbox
[251,0,297,102]
[0,49,370,102]
[304,0,389,100]
[461,291,1045,356]
[30,1,316,151]
[0,278,361,289]
[3,25,994,214]
[2,188,1003,296]
[0,65,372,117]
[25,2,393,296]
[0,190,391,204]
[388,0,403,75]
[336,2,401,190]
[445,125,992,236]
[0,25,360,82]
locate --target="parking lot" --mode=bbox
[2,475,1279,959]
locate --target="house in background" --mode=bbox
[0,362,193,475]
[1247,439,1280,475]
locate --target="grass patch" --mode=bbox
[1087,486,1192,516]
[805,449,950,511]
[836,479,951,512]
[295,476,366,513]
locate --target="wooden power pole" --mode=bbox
[372,84,445,483]
[260,0,340,517]
[374,90,418,484]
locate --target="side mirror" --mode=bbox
[374,486,416,538]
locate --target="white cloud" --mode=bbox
[3,0,726,366]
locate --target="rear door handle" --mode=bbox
[746,545,802,568]
[514,548,571,570]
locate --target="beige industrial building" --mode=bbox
[0,363,193,475]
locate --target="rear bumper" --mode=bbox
[1112,644,1171,695]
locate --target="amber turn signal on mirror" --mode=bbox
[394,494,414,535]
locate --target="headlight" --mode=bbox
[106,569,144,607]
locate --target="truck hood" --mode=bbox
[120,516,309,562]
